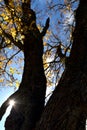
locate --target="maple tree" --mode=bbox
[0,0,76,88]
[0,0,87,130]
[0,0,49,129]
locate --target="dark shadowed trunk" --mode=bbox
[0,5,49,130]
[0,0,87,130]
[36,0,87,130]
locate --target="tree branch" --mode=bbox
[0,99,9,120]
[4,0,9,6]
[0,26,24,51]
[41,17,50,37]
[4,50,21,70]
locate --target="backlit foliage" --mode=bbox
[41,0,79,87]
[0,0,24,88]
[0,0,79,88]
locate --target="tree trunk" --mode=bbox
[4,19,46,130]
[0,8,49,130]
[36,0,87,130]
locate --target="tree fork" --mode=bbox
[36,0,87,130]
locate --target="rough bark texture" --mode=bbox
[0,0,87,130]
[0,7,49,130]
[36,0,87,130]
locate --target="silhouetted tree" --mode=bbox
[36,0,87,130]
[0,0,87,130]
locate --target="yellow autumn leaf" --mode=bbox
[47,30,51,35]
[44,63,49,70]
[15,81,20,88]
[0,55,5,60]
[43,42,47,46]
[37,24,42,31]
[4,16,9,21]
[0,29,2,34]
[5,39,11,44]
[1,13,5,17]
[45,35,49,40]
[9,1,15,8]
[0,62,4,69]
[47,72,52,77]
[8,60,12,65]
[11,28,16,38]
[1,24,7,30]
[20,35,25,40]
[47,80,54,87]
[9,67,15,74]
[66,4,71,11]
[0,78,4,82]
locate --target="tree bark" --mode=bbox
[36,0,87,130]
[0,7,49,130]
[1,0,87,130]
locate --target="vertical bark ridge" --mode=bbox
[0,7,49,130]
[36,0,87,130]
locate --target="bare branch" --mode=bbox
[41,18,50,37]
[4,50,21,70]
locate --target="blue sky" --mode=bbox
[0,87,15,130]
[0,86,54,130]
[0,0,79,129]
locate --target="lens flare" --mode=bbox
[9,100,15,106]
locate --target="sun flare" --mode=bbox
[9,100,15,106]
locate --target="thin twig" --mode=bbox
[4,50,21,70]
